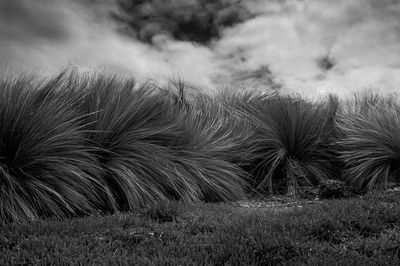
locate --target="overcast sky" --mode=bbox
[0,0,399,97]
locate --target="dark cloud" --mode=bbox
[114,0,253,45]
[317,54,336,72]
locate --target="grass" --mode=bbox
[1,70,400,225]
[75,74,196,210]
[1,192,399,265]
[0,71,251,223]
[222,91,341,196]
[338,93,400,191]
[171,91,251,202]
[2,70,400,264]
[0,73,108,223]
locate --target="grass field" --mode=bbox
[1,70,400,264]
[1,191,399,265]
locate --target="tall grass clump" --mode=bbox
[170,90,251,202]
[0,74,109,223]
[74,73,249,209]
[73,74,198,210]
[225,92,341,196]
[338,93,400,191]
[0,70,254,223]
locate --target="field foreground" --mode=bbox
[1,191,400,265]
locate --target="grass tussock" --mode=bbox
[0,74,107,223]
[224,91,340,195]
[77,74,249,208]
[0,71,251,222]
[172,92,252,202]
[338,93,400,191]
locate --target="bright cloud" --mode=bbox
[0,0,399,97]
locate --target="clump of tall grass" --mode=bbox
[72,74,197,210]
[6,69,400,223]
[0,71,252,223]
[0,74,109,223]
[171,91,252,202]
[338,93,400,191]
[225,91,341,196]
[73,73,249,209]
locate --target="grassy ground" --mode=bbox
[1,71,400,264]
[1,191,400,265]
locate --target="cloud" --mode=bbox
[0,0,399,97]
[113,0,253,44]
[0,0,221,88]
[215,0,400,96]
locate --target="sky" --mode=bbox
[0,0,399,97]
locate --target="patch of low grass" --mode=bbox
[140,201,185,223]
[1,194,399,265]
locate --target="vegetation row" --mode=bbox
[0,70,399,223]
